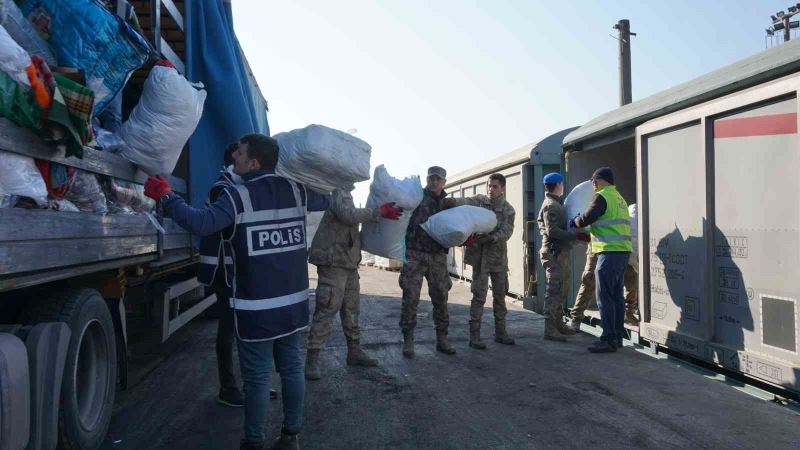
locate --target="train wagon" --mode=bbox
[444,128,575,308]
[563,38,800,394]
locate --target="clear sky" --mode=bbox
[232,0,796,205]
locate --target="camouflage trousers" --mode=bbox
[399,249,452,333]
[469,264,508,333]
[570,251,639,320]
[307,266,361,350]
[540,250,570,322]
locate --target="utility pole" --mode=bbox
[613,19,636,106]
[767,4,800,44]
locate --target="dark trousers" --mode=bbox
[215,287,238,391]
[595,252,629,343]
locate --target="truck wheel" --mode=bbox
[21,288,117,450]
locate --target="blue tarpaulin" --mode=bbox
[185,0,269,207]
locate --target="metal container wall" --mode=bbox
[637,74,800,392]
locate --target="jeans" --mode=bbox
[215,288,237,391]
[237,331,305,444]
[595,252,629,343]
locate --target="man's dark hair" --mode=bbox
[240,133,279,170]
[544,183,558,193]
[223,141,237,166]
[489,173,506,187]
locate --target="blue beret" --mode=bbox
[543,172,564,185]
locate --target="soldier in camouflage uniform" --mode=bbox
[569,246,639,330]
[305,185,402,380]
[537,173,590,341]
[442,173,516,350]
[399,166,456,357]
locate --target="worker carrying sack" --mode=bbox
[565,180,593,231]
[274,124,371,194]
[360,165,423,261]
[117,65,206,175]
[421,205,497,248]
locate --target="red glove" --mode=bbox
[576,232,591,242]
[462,234,477,246]
[144,176,172,200]
[379,202,403,220]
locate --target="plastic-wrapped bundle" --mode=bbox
[0,152,47,206]
[360,165,423,261]
[107,180,154,213]
[65,170,107,214]
[421,206,497,248]
[0,0,55,66]
[0,24,31,87]
[564,180,594,231]
[274,125,371,194]
[117,66,206,175]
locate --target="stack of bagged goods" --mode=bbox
[274,124,371,193]
[115,63,207,175]
[360,165,423,261]
[0,151,47,207]
[421,205,497,248]
[564,179,594,232]
[64,170,107,214]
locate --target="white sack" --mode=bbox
[421,205,497,248]
[0,152,47,205]
[564,180,594,231]
[305,210,325,250]
[629,203,638,266]
[0,24,30,86]
[360,165,423,261]
[118,66,206,175]
[274,124,371,194]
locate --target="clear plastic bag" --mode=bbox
[65,170,107,214]
[107,179,154,213]
[274,124,371,194]
[360,165,423,260]
[117,66,206,175]
[0,0,55,66]
[0,152,47,206]
[421,205,497,248]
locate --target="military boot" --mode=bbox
[436,331,457,355]
[402,330,414,358]
[625,312,639,326]
[346,340,378,367]
[304,349,321,380]
[494,323,515,345]
[543,319,567,342]
[271,429,299,450]
[556,319,577,336]
[469,324,487,350]
[569,316,582,332]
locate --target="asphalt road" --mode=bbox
[101,265,800,449]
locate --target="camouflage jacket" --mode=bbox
[405,188,448,255]
[537,193,576,256]
[308,188,379,269]
[454,194,516,272]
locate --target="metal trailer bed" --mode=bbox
[563,38,800,394]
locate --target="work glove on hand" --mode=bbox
[462,234,477,246]
[379,202,403,220]
[476,234,495,246]
[576,232,591,243]
[441,198,457,209]
[144,176,172,200]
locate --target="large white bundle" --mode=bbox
[274,124,371,194]
[118,66,207,175]
[360,165,423,261]
[0,152,47,206]
[421,205,497,248]
[564,180,594,231]
[0,24,30,86]
[629,203,638,266]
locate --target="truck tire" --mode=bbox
[21,288,117,450]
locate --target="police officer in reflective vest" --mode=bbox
[570,167,632,353]
[145,134,330,450]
